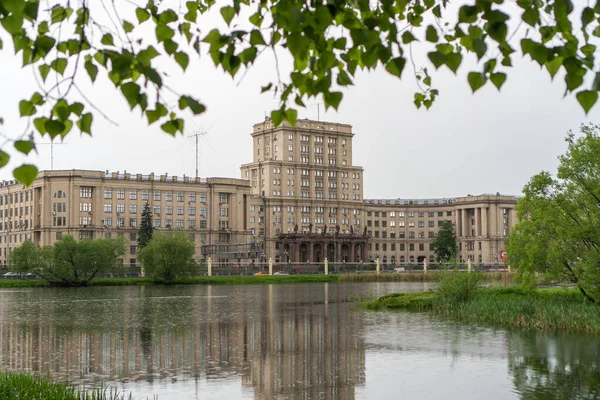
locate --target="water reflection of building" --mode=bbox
[0,285,365,399]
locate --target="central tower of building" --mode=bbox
[240,118,366,263]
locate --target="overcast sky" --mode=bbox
[0,2,597,199]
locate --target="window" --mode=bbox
[177,192,184,202]
[219,193,230,204]
[116,204,125,213]
[188,220,196,229]
[56,232,63,240]
[104,189,112,199]
[188,192,196,202]
[129,205,137,214]
[117,218,125,227]
[153,206,161,215]
[80,203,92,212]
[104,217,112,226]
[130,232,137,241]
[419,243,424,251]
[80,187,92,198]
[129,218,137,227]
[130,191,137,200]
[200,220,207,228]
[219,208,229,217]
[153,220,161,228]
[188,207,196,216]
[177,220,184,228]
[154,191,161,201]
[166,192,173,202]
[447,211,452,216]
[177,206,184,215]
[200,193,207,203]
[116,189,125,200]
[130,246,137,255]
[200,207,207,217]
[418,212,424,217]
[166,206,173,215]
[142,191,149,200]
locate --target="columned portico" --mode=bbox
[277,233,369,263]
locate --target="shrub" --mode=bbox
[436,272,484,306]
[138,230,196,283]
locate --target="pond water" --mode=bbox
[0,283,598,399]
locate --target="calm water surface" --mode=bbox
[0,283,598,399]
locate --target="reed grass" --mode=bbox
[0,373,139,399]
[338,271,514,283]
[363,285,600,333]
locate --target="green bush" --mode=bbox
[138,231,196,283]
[436,272,484,306]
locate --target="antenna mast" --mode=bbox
[187,129,206,178]
[38,142,68,170]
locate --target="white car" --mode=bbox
[273,271,289,275]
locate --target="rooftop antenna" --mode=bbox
[37,141,68,170]
[184,119,217,178]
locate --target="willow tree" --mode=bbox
[507,124,600,303]
[1,0,599,184]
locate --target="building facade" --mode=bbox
[0,118,518,268]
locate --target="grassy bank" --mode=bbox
[0,373,133,399]
[364,286,600,333]
[338,271,514,283]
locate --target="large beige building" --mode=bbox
[0,118,518,269]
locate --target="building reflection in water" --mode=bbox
[0,285,365,399]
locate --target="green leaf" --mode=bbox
[385,57,406,78]
[271,109,284,127]
[0,151,9,169]
[123,20,134,33]
[51,58,68,75]
[324,92,343,109]
[77,113,93,134]
[159,10,178,24]
[287,109,298,126]
[13,164,38,186]
[467,72,487,92]
[240,47,257,65]
[220,6,235,26]
[101,34,114,46]
[70,102,84,116]
[445,53,462,73]
[14,140,35,155]
[121,82,141,109]
[426,25,439,42]
[458,5,478,23]
[178,96,206,115]
[84,61,98,82]
[576,90,598,113]
[45,120,65,137]
[146,104,168,124]
[174,52,189,70]
[54,104,70,121]
[51,6,72,24]
[337,70,353,86]
[490,73,507,90]
[35,35,56,57]
[4,0,25,14]
[472,39,487,60]
[34,117,47,134]
[261,83,272,93]
[545,57,563,79]
[402,31,417,44]
[156,24,174,42]
[161,119,184,136]
[1,15,22,35]
[522,8,539,26]
[38,64,50,81]
[250,30,266,46]
[428,51,446,69]
[19,100,36,116]
[136,8,150,23]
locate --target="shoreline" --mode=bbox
[0,271,514,288]
[363,286,600,333]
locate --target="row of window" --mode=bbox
[80,187,231,204]
[367,210,452,218]
[0,206,31,218]
[0,191,32,205]
[369,231,435,239]
[368,220,447,228]
[370,243,434,252]
[102,204,211,216]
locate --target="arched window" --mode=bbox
[382,256,387,264]
[400,256,405,264]
[409,256,415,264]
[54,190,65,198]
[391,255,396,265]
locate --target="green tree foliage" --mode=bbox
[138,230,196,283]
[138,202,153,249]
[432,220,456,262]
[9,236,126,286]
[507,123,600,304]
[0,0,598,185]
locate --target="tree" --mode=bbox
[0,0,598,185]
[9,235,126,285]
[507,124,600,304]
[432,220,457,263]
[138,230,196,283]
[138,202,153,249]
